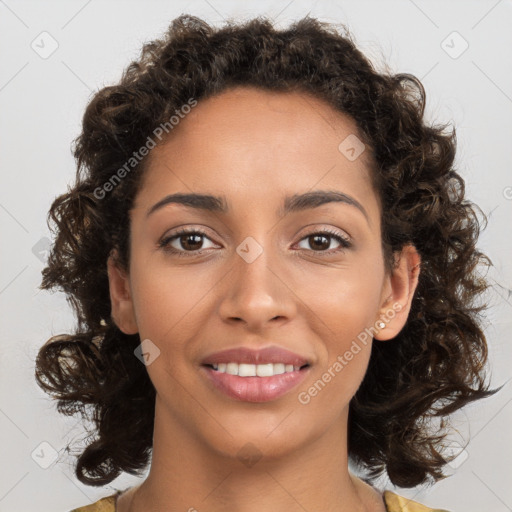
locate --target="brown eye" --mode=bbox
[308,234,331,251]
[296,229,351,254]
[176,233,204,251]
[159,228,218,256]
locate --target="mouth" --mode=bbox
[199,362,311,402]
[199,345,312,402]
[202,362,310,376]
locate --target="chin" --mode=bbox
[205,432,302,467]
[196,410,316,464]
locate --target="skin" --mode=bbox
[108,86,421,512]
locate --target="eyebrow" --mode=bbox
[146,190,369,222]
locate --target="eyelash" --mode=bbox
[159,227,352,258]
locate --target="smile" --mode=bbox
[207,362,307,377]
[200,364,310,402]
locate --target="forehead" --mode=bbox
[135,86,379,218]
[155,86,368,162]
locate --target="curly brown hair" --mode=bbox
[35,14,501,489]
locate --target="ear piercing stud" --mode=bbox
[377,321,386,329]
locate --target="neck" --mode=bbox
[126,395,383,512]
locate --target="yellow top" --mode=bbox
[69,489,451,511]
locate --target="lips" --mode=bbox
[200,346,311,402]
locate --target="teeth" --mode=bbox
[210,362,303,376]
[226,362,238,375]
[256,363,274,377]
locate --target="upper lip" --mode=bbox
[201,346,310,367]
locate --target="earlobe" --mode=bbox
[374,244,421,341]
[107,252,138,335]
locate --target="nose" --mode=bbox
[217,242,297,331]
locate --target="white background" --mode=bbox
[0,1,511,511]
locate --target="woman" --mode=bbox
[35,14,499,512]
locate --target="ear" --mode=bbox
[374,244,421,341]
[107,251,138,335]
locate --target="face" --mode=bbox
[108,86,419,463]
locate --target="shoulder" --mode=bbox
[68,491,121,512]
[68,488,451,512]
[383,490,452,512]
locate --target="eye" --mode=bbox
[159,227,352,258]
[159,228,218,256]
[295,229,352,255]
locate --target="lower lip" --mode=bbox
[200,365,310,402]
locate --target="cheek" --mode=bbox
[302,260,384,337]
[128,267,206,402]
[295,259,383,395]
[128,260,221,395]
[302,347,372,422]
[129,259,218,341]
